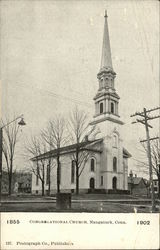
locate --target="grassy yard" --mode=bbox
[1,193,159,213]
[0,200,155,213]
[1,193,145,201]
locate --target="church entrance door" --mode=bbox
[112,177,117,190]
[90,178,95,190]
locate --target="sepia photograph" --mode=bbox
[0,0,159,217]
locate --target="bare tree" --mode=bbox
[2,117,21,195]
[139,138,160,198]
[42,115,66,194]
[25,134,52,196]
[67,106,97,194]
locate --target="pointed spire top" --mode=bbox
[100,9,113,70]
[104,9,108,18]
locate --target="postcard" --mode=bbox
[0,0,159,249]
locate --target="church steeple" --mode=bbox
[90,10,123,126]
[97,10,116,89]
[100,10,113,69]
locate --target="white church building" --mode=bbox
[32,11,131,195]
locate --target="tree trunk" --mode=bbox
[76,163,79,195]
[42,181,45,196]
[57,155,60,193]
[158,174,160,199]
[48,164,51,196]
[8,160,13,195]
[42,165,45,196]
[8,173,12,195]
[76,147,79,195]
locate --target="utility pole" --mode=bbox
[130,106,160,212]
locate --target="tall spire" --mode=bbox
[90,9,123,127]
[100,10,113,69]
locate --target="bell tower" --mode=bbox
[89,11,130,192]
[90,10,123,127]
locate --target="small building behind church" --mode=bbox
[128,170,149,196]
[31,11,131,195]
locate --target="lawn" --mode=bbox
[1,193,144,201]
[0,200,153,213]
[1,195,159,213]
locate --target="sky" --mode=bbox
[1,0,159,178]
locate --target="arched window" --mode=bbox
[71,160,75,183]
[91,158,95,172]
[113,157,117,172]
[112,177,117,190]
[111,102,114,114]
[100,102,103,114]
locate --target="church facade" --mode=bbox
[32,11,131,195]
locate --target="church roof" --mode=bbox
[31,138,131,161]
[128,177,146,185]
[94,91,120,100]
[31,138,103,161]
[123,148,132,158]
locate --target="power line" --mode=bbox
[16,82,93,109]
[38,88,93,108]
[130,107,160,117]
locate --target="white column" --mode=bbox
[116,102,118,115]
